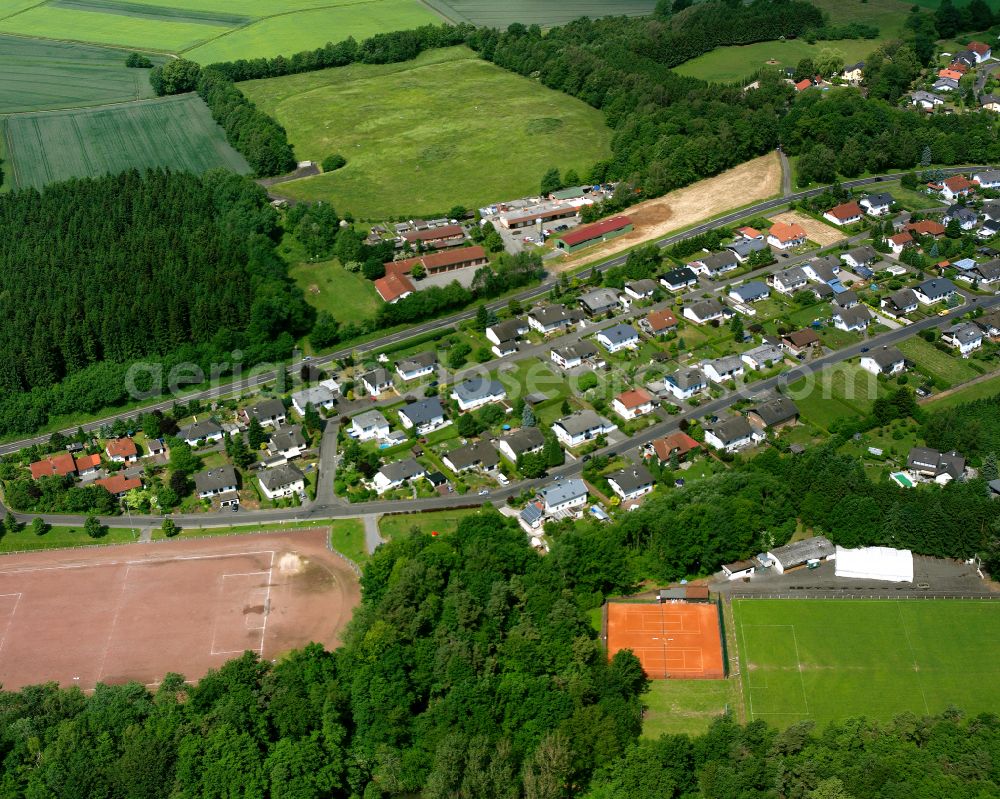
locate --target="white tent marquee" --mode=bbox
[835,546,914,583]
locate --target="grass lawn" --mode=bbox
[674,38,878,83]
[151,518,330,540]
[898,336,979,388]
[787,362,882,428]
[425,0,655,27]
[862,180,944,211]
[0,524,136,553]
[925,370,1000,409]
[642,679,738,738]
[809,0,911,37]
[330,518,368,564]
[378,507,479,539]
[287,257,381,328]
[242,46,613,218]
[0,34,164,113]
[183,0,437,64]
[3,93,249,190]
[734,599,1000,728]
[495,357,570,406]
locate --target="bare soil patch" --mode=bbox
[770,210,846,247]
[554,152,782,270]
[0,529,360,690]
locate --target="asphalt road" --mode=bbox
[0,163,984,462]
[15,292,997,529]
[2,164,993,529]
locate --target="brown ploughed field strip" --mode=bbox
[0,529,359,690]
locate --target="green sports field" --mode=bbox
[3,93,250,189]
[0,35,163,112]
[424,0,654,27]
[734,599,1000,728]
[242,46,613,218]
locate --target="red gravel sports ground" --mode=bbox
[0,529,360,691]
[606,601,725,679]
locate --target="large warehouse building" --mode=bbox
[835,546,914,583]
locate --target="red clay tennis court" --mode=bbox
[0,529,359,691]
[606,601,725,679]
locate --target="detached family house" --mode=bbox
[398,398,447,434]
[683,298,727,324]
[351,409,390,442]
[442,441,500,474]
[451,377,507,411]
[660,266,698,292]
[767,222,807,250]
[373,459,426,494]
[701,355,744,384]
[641,308,678,336]
[746,396,799,430]
[907,447,965,484]
[528,304,579,335]
[703,416,761,452]
[612,388,655,420]
[942,322,984,356]
[832,304,872,332]
[258,464,305,501]
[495,427,544,463]
[771,267,808,295]
[882,288,919,316]
[860,193,893,216]
[551,341,601,370]
[665,368,707,401]
[540,479,588,514]
[291,385,336,415]
[486,319,528,358]
[105,437,138,464]
[360,368,393,396]
[551,410,617,448]
[596,324,640,353]
[824,201,863,226]
[178,419,223,447]
[395,352,437,382]
[914,278,957,305]
[860,346,906,376]
[729,281,770,304]
[607,465,655,502]
[690,251,739,277]
[579,288,621,317]
[741,342,784,370]
[194,466,239,507]
[241,399,286,429]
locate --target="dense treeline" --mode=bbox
[0,169,312,438]
[3,511,1000,796]
[785,87,1000,185]
[923,392,1000,459]
[203,23,473,82]
[645,0,824,68]
[197,71,296,176]
[0,511,648,797]
[540,390,997,595]
[465,11,794,198]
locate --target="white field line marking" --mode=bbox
[0,593,23,655]
[96,564,131,682]
[258,551,275,657]
[0,550,277,576]
[897,601,930,713]
[736,604,756,722]
[790,626,810,716]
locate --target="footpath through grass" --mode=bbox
[4,93,250,190]
[243,46,612,218]
[734,599,1000,728]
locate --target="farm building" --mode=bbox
[834,546,914,583]
[557,216,633,252]
[722,559,757,580]
[764,536,835,574]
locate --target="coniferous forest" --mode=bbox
[0,169,312,437]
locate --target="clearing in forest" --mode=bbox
[243,46,612,218]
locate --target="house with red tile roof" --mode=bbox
[612,388,655,421]
[95,475,142,497]
[906,219,946,238]
[889,231,914,255]
[29,452,77,480]
[648,431,700,464]
[640,308,678,335]
[823,201,863,226]
[105,437,138,463]
[74,453,102,476]
[767,221,807,249]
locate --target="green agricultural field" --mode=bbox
[183,0,437,64]
[0,35,165,112]
[3,93,250,189]
[0,0,436,61]
[0,4,225,51]
[675,38,877,84]
[423,0,654,27]
[898,335,979,388]
[734,599,1000,728]
[242,46,613,218]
